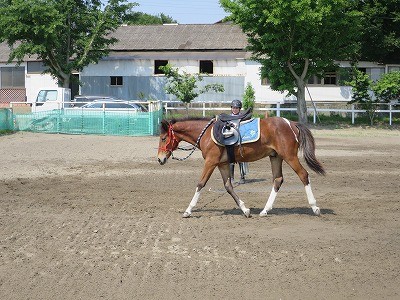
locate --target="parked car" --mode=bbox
[80,100,147,112]
[70,96,118,107]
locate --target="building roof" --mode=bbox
[0,24,249,63]
[110,24,248,51]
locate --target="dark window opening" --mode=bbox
[27,61,47,74]
[324,72,337,85]
[110,76,123,86]
[154,60,169,74]
[199,60,213,74]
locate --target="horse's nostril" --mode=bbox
[158,158,165,165]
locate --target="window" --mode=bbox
[36,90,58,103]
[199,60,213,74]
[323,72,337,85]
[307,73,337,85]
[261,77,269,86]
[307,75,322,85]
[1,66,25,88]
[27,62,47,74]
[154,60,168,74]
[110,76,123,86]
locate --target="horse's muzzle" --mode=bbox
[158,157,167,165]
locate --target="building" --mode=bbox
[1,23,399,106]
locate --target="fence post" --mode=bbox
[276,103,281,117]
[203,102,206,117]
[389,104,392,126]
[351,104,355,124]
[164,102,168,116]
[313,106,316,124]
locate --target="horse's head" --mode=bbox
[157,119,179,165]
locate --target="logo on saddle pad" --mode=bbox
[211,118,260,146]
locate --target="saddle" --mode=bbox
[212,108,253,163]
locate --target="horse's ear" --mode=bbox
[160,120,169,134]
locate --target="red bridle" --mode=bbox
[159,123,178,153]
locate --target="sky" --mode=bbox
[132,0,230,24]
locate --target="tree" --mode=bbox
[356,0,400,64]
[220,0,362,123]
[124,12,177,25]
[159,64,224,115]
[347,69,400,125]
[242,82,255,110]
[0,0,134,88]
[346,68,378,125]
[372,71,400,103]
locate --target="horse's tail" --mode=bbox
[296,123,326,175]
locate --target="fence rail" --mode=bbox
[163,101,400,125]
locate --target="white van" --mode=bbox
[32,88,71,112]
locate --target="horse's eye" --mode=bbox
[161,136,167,142]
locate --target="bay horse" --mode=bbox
[157,116,325,218]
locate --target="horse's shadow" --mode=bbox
[250,207,336,216]
[190,207,335,217]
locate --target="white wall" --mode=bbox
[81,60,154,76]
[25,72,58,103]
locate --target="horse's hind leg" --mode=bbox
[260,156,284,216]
[286,157,320,216]
[218,164,251,217]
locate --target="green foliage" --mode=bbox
[346,68,373,104]
[242,82,255,110]
[220,0,362,123]
[356,0,400,64]
[372,71,400,103]
[124,12,177,25]
[159,64,224,104]
[346,68,376,125]
[0,0,134,87]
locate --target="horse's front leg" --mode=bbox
[260,156,283,216]
[183,161,217,218]
[218,164,251,218]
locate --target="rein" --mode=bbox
[168,118,215,161]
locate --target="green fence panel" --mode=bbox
[12,107,162,136]
[0,108,12,130]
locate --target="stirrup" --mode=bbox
[223,129,234,138]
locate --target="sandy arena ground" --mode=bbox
[0,127,399,300]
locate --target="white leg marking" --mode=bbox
[183,188,201,218]
[260,187,278,216]
[238,199,251,218]
[305,184,320,215]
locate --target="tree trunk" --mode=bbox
[296,81,308,124]
[60,75,70,88]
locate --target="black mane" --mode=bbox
[159,116,213,133]
[168,116,213,125]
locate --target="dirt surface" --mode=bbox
[0,128,399,300]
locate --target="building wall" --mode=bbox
[3,56,397,104]
[81,57,246,102]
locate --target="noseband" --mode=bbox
[159,124,178,153]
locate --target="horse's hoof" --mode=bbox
[182,212,191,218]
[313,207,321,216]
[259,211,268,217]
[244,209,251,218]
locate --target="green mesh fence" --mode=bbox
[11,105,163,136]
[0,108,12,130]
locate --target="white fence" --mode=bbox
[163,101,400,126]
